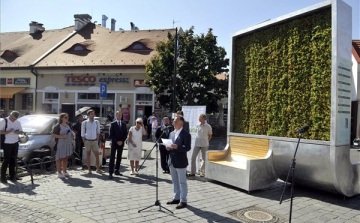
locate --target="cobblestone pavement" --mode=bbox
[0,141,359,223]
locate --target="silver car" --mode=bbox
[1,114,59,162]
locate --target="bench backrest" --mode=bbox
[230,136,269,159]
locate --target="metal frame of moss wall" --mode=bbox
[225,0,359,196]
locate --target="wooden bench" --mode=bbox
[206,136,278,191]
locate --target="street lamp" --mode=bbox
[173,27,184,112]
[173,27,178,113]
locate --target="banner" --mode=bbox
[182,106,206,172]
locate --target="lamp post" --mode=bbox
[173,27,178,112]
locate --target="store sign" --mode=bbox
[134,79,147,87]
[65,75,130,86]
[98,76,130,84]
[7,78,12,85]
[0,78,6,85]
[65,75,96,86]
[14,78,30,85]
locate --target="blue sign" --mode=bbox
[100,83,107,98]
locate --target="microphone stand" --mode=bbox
[279,132,302,223]
[138,127,173,214]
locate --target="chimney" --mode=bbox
[29,21,45,34]
[130,22,135,31]
[102,15,108,27]
[111,18,116,31]
[74,14,92,31]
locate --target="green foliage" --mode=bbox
[146,27,229,113]
[233,8,332,140]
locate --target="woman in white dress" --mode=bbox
[128,118,147,175]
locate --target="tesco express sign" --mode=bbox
[65,75,129,86]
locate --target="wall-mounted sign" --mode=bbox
[0,78,6,85]
[99,76,130,84]
[134,79,147,87]
[14,78,30,85]
[65,75,96,86]
[65,75,130,86]
[7,78,12,85]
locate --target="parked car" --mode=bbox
[0,114,74,162]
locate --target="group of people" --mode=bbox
[0,109,212,210]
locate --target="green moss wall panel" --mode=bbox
[233,8,331,141]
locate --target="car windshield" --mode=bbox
[18,116,55,134]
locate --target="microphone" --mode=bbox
[161,126,169,130]
[295,125,309,134]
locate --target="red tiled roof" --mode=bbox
[0,27,74,67]
[353,40,360,63]
[36,24,175,67]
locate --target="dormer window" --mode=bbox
[122,42,152,52]
[0,50,18,58]
[65,43,91,54]
[74,45,85,51]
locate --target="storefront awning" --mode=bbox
[0,87,26,99]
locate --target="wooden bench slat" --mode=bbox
[209,137,270,169]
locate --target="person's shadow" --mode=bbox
[0,181,39,196]
[61,177,93,188]
[185,205,240,223]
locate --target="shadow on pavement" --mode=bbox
[186,205,239,223]
[61,177,93,188]
[0,181,39,196]
[210,179,360,211]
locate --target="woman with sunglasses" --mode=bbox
[127,118,147,175]
[52,113,74,179]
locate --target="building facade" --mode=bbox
[1,14,175,125]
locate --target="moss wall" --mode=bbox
[233,8,331,140]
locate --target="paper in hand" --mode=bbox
[161,139,173,147]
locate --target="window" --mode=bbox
[45,93,59,99]
[74,45,85,51]
[78,93,115,100]
[136,94,152,101]
[64,44,90,54]
[22,94,33,110]
[0,50,18,58]
[132,43,144,50]
[9,97,15,110]
[121,42,152,52]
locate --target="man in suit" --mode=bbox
[155,117,174,174]
[108,111,128,179]
[166,116,191,209]
[72,114,84,162]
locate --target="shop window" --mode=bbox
[21,94,33,110]
[136,94,152,101]
[45,93,59,99]
[43,104,58,114]
[0,99,5,110]
[9,97,15,110]
[78,93,114,100]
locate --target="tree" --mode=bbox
[146,27,229,113]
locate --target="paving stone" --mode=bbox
[0,141,359,222]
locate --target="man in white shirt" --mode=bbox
[0,111,23,184]
[189,114,212,177]
[81,109,103,174]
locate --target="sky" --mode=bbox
[1,0,359,61]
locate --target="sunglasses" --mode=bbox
[137,122,142,124]
[64,116,69,119]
